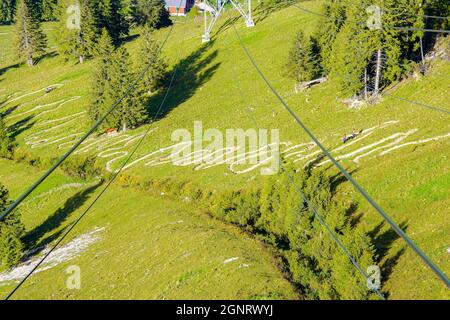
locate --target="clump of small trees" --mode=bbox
[88,25,167,132]
[286,0,450,99]
[209,166,378,300]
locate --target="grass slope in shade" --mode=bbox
[0,159,297,300]
[0,1,449,299]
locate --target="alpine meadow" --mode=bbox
[0,0,449,302]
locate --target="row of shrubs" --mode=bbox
[206,166,379,300]
[8,147,104,181]
[112,163,380,300]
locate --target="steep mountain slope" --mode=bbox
[0,1,449,299]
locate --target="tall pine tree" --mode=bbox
[57,0,100,63]
[89,28,114,124]
[0,183,25,271]
[109,46,147,131]
[286,30,320,83]
[90,29,147,131]
[315,0,347,72]
[0,0,16,24]
[0,115,14,158]
[14,0,47,66]
[132,0,171,29]
[39,0,58,21]
[139,26,167,95]
[327,1,374,97]
[97,0,129,45]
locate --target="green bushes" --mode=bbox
[209,190,260,228]
[208,167,378,300]
[60,155,102,180]
[0,184,25,271]
[12,148,103,180]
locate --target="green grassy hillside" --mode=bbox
[0,1,449,299]
[0,159,297,299]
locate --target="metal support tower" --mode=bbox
[202,0,254,43]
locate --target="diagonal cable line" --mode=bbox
[227,31,385,299]
[4,9,188,301]
[333,0,450,21]
[363,82,450,115]
[290,1,450,34]
[231,22,450,288]
[0,21,176,223]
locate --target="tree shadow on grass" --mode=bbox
[0,104,18,116]
[24,182,102,252]
[147,40,220,120]
[328,168,359,195]
[34,51,58,65]
[213,1,291,38]
[252,1,292,24]
[8,115,36,139]
[369,220,409,294]
[121,33,140,45]
[0,62,20,79]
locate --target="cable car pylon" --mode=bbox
[202,0,254,43]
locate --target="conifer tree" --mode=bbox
[109,46,147,131]
[315,0,347,72]
[0,115,14,158]
[132,0,171,29]
[139,26,167,95]
[39,0,58,21]
[97,0,129,45]
[286,30,320,83]
[89,28,114,124]
[14,0,47,66]
[0,184,25,270]
[0,0,16,24]
[57,0,100,63]
[327,11,374,97]
[90,30,147,131]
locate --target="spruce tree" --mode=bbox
[315,0,347,72]
[286,30,319,83]
[90,30,147,131]
[325,0,381,97]
[39,0,58,21]
[327,23,374,96]
[0,183,25,271]
[378,0,421,84]
[0,115,14,158]
[14,0,47,66]
[0,0,16,24]
[89,28,114,125]
[109,46,147,131]
[132,0,171,29]
[97,0,129,45]
[57,0,100,63]
[139,26,167,95]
